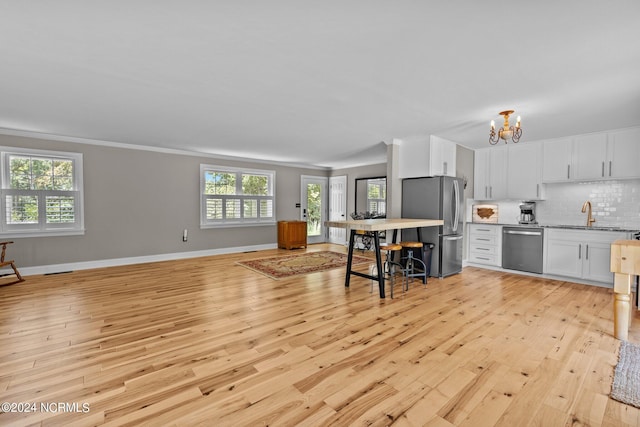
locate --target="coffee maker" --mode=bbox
[519,201,537,224]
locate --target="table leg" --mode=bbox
[373,231,385,298]
[613,272,632,340]
[345,229,356,288]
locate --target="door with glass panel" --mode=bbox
[301,176,328,244]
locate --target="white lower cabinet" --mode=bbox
[544,239,582,278]
[544,228,631,284]
[581,241,616,283]
[468,224,502,266]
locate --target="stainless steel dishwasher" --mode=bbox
[502,226,544,274]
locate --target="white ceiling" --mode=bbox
[1,1,639,169]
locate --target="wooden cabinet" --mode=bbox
[544,228,631,284]
[507,143,542,200]
[474,146,507,200]
[278,221,307,249]
[468,224,502,266]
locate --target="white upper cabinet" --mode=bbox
[507,143,542,200]
[474,145,507,200]
[476,143,542,201]
[608,127,640,179]
[542,127,640,183]
[572,133,608,180]
[473,149,489,199]
[542,138,573,183]
[429,135,456,176]
[398,135,456,178]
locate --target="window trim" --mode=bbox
[200,164,276,228]
[0,146,85,237]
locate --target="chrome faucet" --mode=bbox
[581,200,596,227]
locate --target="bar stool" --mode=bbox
[371,243,405,298]
[400,241,427,290]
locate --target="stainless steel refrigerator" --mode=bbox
[401,176,463,277]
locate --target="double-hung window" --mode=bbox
[200,164,275,227]
[0,147,84,236]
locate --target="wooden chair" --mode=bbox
[0,241,24,286]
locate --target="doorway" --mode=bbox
[301,175,328,244]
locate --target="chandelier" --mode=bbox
[489,110,522,144]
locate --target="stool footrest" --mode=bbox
[401,252,428,290]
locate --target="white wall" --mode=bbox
[1,133,329,271]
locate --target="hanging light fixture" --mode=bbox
[489,110,522,144]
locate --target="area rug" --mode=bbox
[236,251,372,280]
[611,340,640,408]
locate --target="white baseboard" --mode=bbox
[463,261,613,288]
[20,244,278,277]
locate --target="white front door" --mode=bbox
[329,175,347,245]
[301,176,328,244]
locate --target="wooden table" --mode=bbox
[610,239,640,339]
[325,218,444,298]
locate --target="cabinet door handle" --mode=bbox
[602,162,605,177]
[578,244,582,259]
[586,244,589,260]
[536,184,539,198]
[485,186,488,199]
[567,164,570,179]
[443,162,448,175]
[490,186,493,199]
[609,160,612,177]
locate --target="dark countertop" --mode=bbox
[468,222,640,233]
[542,224,640,233]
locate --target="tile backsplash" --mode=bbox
[538,179,640,228]
[467,179,640,229]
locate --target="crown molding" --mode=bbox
[0,127,332,171]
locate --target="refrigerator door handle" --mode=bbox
[451,179,460,233]
[443,235,464,241]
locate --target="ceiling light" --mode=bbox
[489,110,522,144]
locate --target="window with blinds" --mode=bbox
[200,164,275,227]
[1,147,84,236]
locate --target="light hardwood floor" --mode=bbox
[1,244,639,426]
